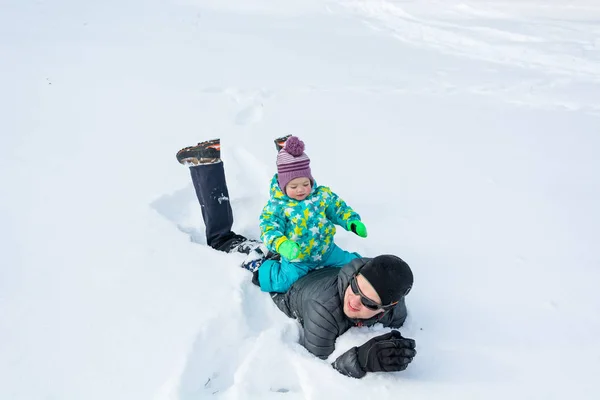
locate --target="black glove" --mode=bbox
[251,269,260,287]
[357,330,416,373]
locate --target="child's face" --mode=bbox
[285,177,312,200]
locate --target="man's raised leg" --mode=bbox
[189,161,239,251]
[178,139,269,273]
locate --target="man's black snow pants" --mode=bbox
[189,161,248,253]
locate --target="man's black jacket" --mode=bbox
[271,257,408,378]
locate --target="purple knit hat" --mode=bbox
[277,136,314,191]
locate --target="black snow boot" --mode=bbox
[176,138,221,165]
[274,134,292,152]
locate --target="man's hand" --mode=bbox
[357,330,416,373]
[347,220,367,238]
[277,240,301,260]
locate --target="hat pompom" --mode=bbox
[284,136,305,157]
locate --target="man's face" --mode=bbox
[342,274,386,320]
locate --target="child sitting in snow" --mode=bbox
[257,135,367,293]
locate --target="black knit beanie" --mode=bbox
[359,255,413,305]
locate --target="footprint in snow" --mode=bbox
[176,280,304,399]
[235,103,264,125]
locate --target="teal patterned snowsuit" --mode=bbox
[258,174,362,292]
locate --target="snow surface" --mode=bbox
[2,0,600,399]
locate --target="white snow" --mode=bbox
[1,0,599,399]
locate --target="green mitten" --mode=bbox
[278,240,301,260]
[347,220,367,238]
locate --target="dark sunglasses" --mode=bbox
[350,275,398,311]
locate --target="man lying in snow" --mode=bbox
[175,139,417,378]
